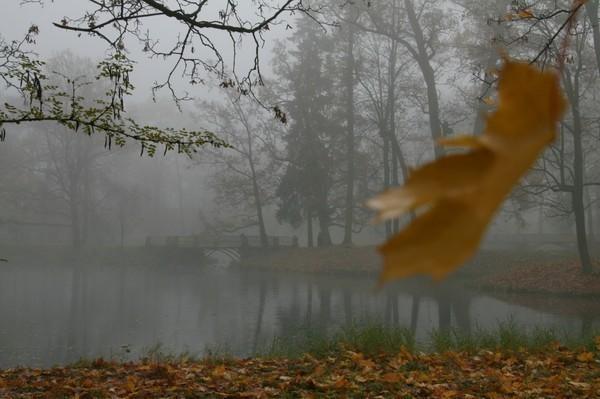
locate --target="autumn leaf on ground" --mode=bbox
[368,60,566,284]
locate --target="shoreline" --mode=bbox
[238,245,600,297]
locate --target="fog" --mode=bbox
[0,1,599,368]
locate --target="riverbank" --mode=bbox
[0,245,211,268]
[238,245,570,277]
[239,246,381,274]
[239,245,600,296]
[2,335,598,398]
[480,260,600,297]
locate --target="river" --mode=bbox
[0,260,597,368]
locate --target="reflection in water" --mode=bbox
[252,281,267,353]
[0,262,598,368]
[410,294,420,336]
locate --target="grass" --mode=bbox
[429,321,559,353]
[429,318,600,354]
[59,321,599,369]
[52,319,600,371]
[261,320,598,359]
[265,323,415,358]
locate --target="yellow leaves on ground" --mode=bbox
[2,348,599,398]
[368,60,566,284]
[576,352,596,363]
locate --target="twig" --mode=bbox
[531,0,587,69]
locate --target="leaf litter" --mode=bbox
[1,344,599,398]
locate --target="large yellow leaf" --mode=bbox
[368,60,566,284]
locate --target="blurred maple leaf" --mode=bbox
[504,9,535,21]
[368,60,566,284]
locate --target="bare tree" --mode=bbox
[196,92,283,246]
[353,0,449,158]
[519,19,600,273]
[46,0,326,105]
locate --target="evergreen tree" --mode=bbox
[275,17,341,247]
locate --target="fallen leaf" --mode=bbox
[212,365,226,377]
[126,375,138,392]
[442,390,459,398]
[0,347,598,398]
[81,379,94,388]
[576,352,594,363]
[368,60,566,283]
[332,376,351,389]
[568,380,591,390]
[311,364,326,377]
[381,372,403,383]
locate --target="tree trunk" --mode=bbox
[242,109,269,248]
[383,135,392,239]
[81,165,90,246]
[573,185,592,273]
[391,144,400,234]
[317,206,332,247]
[386,37,405,233]
[342,15,356,246]
[404,0,443,158]
[586,188,595,242]
[250,168,268,248]
[69,198,81,249]
[564,71,593,274]
[586,0,600,73]
[175,158,186,234]
[306,207,314,248]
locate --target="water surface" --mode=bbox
[0,260,597,368]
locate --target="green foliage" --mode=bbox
[0,36,228,155]
[274,17,341,233]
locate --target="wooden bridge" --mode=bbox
[145,233,298,260]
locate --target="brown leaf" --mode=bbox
[576,352,594,363]
[368,60,566,283]
[125,375,139,392]
[381,372,403,383]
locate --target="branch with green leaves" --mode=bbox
[0,36,228,155]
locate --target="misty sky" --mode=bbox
[2,0,295,104]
